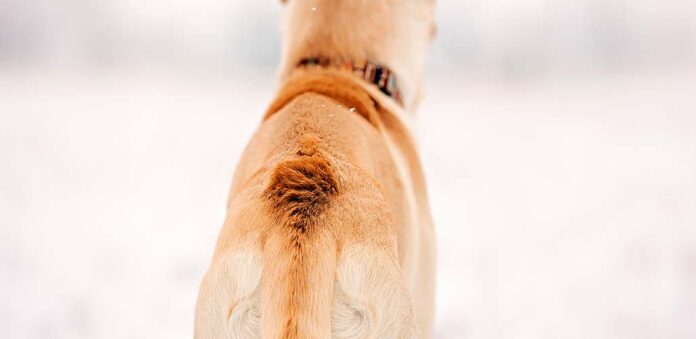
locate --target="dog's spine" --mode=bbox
[260,148,339,339]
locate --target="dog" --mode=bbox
[195,0,436,338]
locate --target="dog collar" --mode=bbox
[298,58,403,106]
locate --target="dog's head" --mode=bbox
[278,0,437,110]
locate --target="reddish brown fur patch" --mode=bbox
[265,150,339,233]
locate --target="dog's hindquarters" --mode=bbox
[259,150,418,339]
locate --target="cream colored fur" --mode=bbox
[195,1,436,338]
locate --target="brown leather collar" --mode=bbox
[297,57,402,106]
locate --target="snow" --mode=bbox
[1,67,695,338]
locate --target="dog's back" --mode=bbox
[196,89,419,338]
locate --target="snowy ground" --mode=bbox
[1,66,695,339]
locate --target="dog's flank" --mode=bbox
[261,140,340,339]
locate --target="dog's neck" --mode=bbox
[297,57,403,106]
[279,0,433,112]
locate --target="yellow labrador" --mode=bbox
[195,1,436,337]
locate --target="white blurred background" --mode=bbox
[1,0,695,338]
